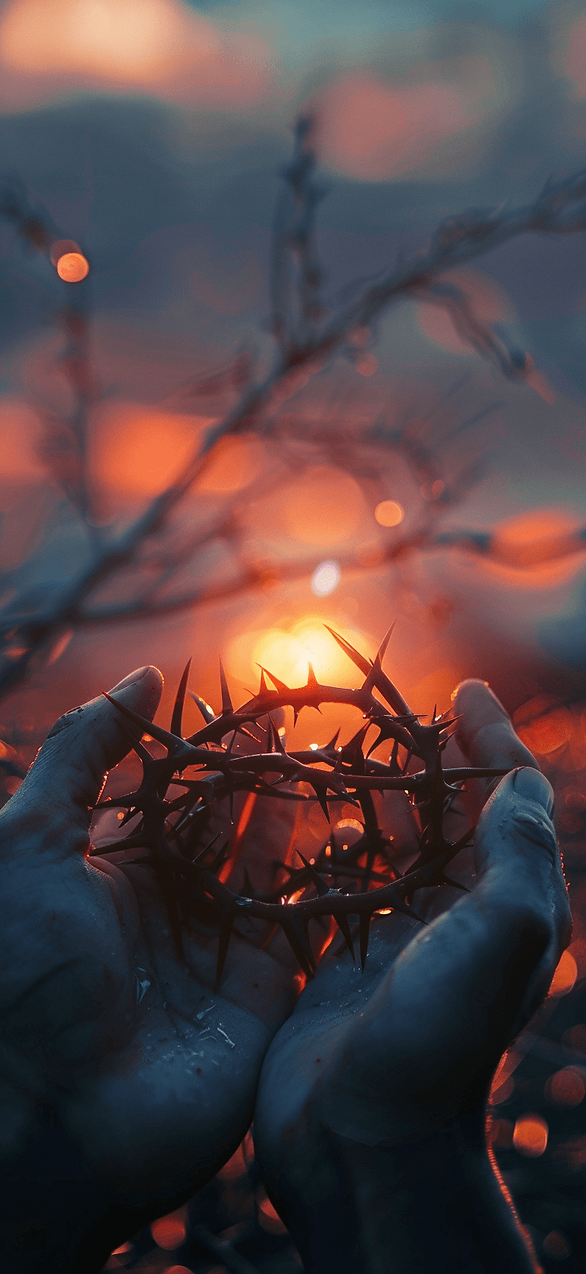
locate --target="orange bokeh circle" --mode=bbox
[56,251,89,282]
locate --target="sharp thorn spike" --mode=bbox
[374,621,396,667]
[335,912,355,961]
[259,665,290,694]
[219,658,233,715]
[296,851,330,895]
[323,625,371,676]
[171,658,192,737]
[280,917,316,977]
[267,714,286,753]
[306,662,319,689]
[189,690,216,724]
[359,911,371,971]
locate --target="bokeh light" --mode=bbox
[314,67,491,181]
[226,618,370,689]
[90,404,212,502]
[197,435,265,494]
[56,251,89,282]
[543,1231,572,1260]
[548,950,578,998]
[514,696,573,757]
[545,1066,586,1108]
[513,1113,548,1158]
[374,499,404,528]
[0,0,273,108]
[150,1211,187,1250]
[311,560,340,596]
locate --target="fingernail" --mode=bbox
[109,667,149,693]
[512,766,554,816]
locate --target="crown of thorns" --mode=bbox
[92,626,506,986]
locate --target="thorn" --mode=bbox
[325,728,341,751]
[334,912,355,961]
[267,714,286,754]
[306,662,319,689]
[258,667,269,696]
[103,693,194,762]
[219,658,233,715]
[296,851,330,895]
[214,911,235,990]
[189,690,215,725]
[373,621,396,667]
[402,747,413,775]
[260,665,291,694]
[280,915,316,977]
[312,785,331,823]
[359,911,371,971]
[323,625,371,676]
[171,658,192,737]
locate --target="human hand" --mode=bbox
[0,667,300,1274]
[253,680,572,1274]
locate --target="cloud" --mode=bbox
[0,0,274,111]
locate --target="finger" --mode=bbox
[326,767,571,1140]
[0,666,163,855]
[452,679,538,814]
[453,678,538,773]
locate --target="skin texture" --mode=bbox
[0,671,571,1274]
[254,680,572,1274]
[0,667,301,1274]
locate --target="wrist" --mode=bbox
[337,1110,541,1274]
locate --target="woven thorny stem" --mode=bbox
[92,628,507,985]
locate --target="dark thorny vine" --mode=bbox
[91,627,507,986]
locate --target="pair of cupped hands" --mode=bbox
[0,665,571,1274]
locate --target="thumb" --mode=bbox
[0,666,163,856]
[473,766,571,954]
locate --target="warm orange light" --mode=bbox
[150,1212,186,1250]
[283,467,365,547]
[492,509,585,569]
[226,619,370,689]
[548,950,578,998]
[257,1189,287,1234]
[90,404,213,501]
[56,251,89,282]
[513,696,572,756]
[374,499,404,528]
[545,1066,586,1108]
[0,0,273,108]
[512,1113,548,1157]
[196,435,265,494]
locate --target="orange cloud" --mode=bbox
[313,59,496,181]
[0,0,273,110]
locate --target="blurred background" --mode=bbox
[1,0,586,1269]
